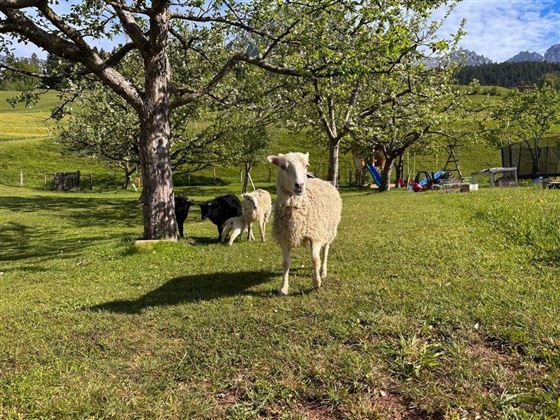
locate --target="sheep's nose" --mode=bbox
[294,183,304,194]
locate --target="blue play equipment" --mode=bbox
[418,170,446,187]
[366,163,382,187]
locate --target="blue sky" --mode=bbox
[7,0,560,63]
[435,0,560,62]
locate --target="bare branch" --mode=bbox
[0,62,51,79]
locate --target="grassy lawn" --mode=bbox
[1,184,560,417]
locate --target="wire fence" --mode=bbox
[2,160,360,191]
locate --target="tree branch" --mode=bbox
[105,0,148,51]
[170,53,242,108]
[0,0,39,8]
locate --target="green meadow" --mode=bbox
[1,90,559,417]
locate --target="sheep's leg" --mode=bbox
[311,242,322,290]
[279,246,291,296]
[177,219,184,239]
[247,222,255,241]
[229,227,242,246]
[220,224,230,243]
[217,225,223,241]
[320,243,330,279]
[259,219,266,242]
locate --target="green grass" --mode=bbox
[1,184,560,417]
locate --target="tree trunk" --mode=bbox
[123,172,130,189]
[351,143,365,186]
[242,162,251,194]
[328,139,340,187]
[394,153,404,189]
[379,157,394,192]
[122,162,136,189]
[138,7,176,240]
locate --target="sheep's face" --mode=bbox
[267,152,309,196]
[242,194,258,211]
[199,201,213,220]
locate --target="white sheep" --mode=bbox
[267,152,342,295]
[242,189,272,242]
[220,216,247,246]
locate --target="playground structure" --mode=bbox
[501,140,560,178]
[361,139,467,191]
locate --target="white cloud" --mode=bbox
[434,0,560,62]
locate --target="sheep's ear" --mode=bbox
[267,155,280,166]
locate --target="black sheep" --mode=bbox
[199,194,242,240]
[175,195,194,239]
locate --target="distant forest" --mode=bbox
[455,62,560,87]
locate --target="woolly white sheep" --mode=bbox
[220,216,247,246]
[267,152,342,295]
[242,189,272,242]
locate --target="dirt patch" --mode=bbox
[370,389,408,419]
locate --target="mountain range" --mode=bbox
[460,44,560,66]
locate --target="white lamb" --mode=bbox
[220,215,247,246]
[267,152,342,295]
[242,189,272,242]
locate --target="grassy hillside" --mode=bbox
[0,90,503,189]
[0,91,61,142]
[1,184,560,417]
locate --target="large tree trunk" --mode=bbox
[138,7,176,240]
[379,157,394,192]
[327,139,340,187]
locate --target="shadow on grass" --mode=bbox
[0,195,142,228]
[0,196,142,271]
[91,270,277,314]
[188,235,220,245]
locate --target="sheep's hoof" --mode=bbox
[320,270,327,279]
[278,287,288,296]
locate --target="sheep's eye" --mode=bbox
[281,164,288,170]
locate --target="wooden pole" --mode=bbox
[89,172,93,190]
[19,169,23,187]
[248,172,256,191]
[212,167,216,184]
[240,169,243,183]
[44,173,47,190]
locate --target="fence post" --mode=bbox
[240,169,243,183]
[44,173,47,190]
[20,169,23,187]
[89,172,93,190]
[212,167,216,184]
